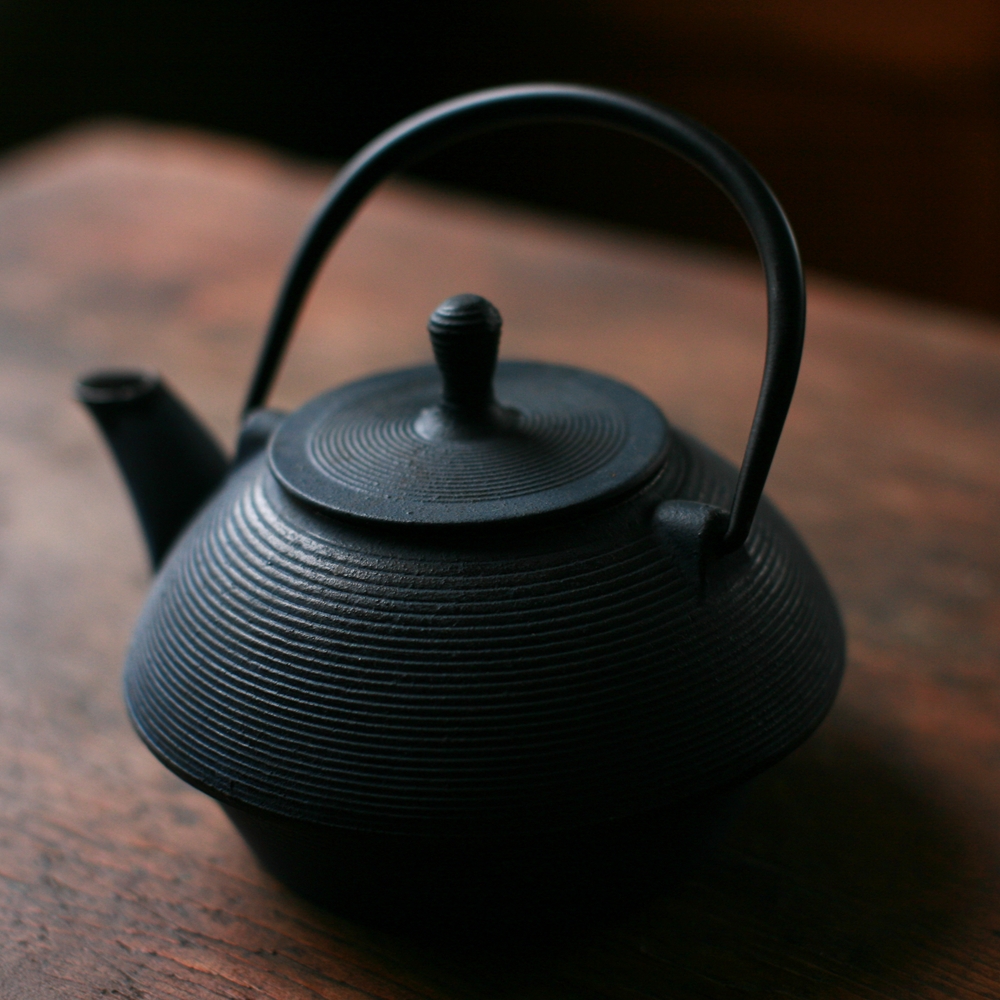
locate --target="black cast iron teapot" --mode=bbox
[77,84,844,925]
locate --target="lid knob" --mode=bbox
[428,294,501,420]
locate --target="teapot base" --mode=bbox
[223,788,744,932]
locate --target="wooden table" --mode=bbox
[0,122,998,998]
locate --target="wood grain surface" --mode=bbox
[0,122,998,998]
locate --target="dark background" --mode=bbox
[2,0,998,316]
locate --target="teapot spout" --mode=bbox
[75,371,228,569]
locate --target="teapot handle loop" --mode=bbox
[243,83,804,555]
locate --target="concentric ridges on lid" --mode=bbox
[269,361,671,524]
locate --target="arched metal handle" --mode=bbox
[243,83,805,554]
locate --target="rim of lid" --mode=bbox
[269,360,671,525]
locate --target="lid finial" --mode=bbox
[428,295,501,420]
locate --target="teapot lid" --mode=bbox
[269,295,670,524]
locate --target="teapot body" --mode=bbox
[125,403,842,919]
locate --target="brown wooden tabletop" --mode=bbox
[0,122,998,998]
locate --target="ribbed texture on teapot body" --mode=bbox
[125,431,843,836]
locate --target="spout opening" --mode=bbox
[75,369,159,405]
